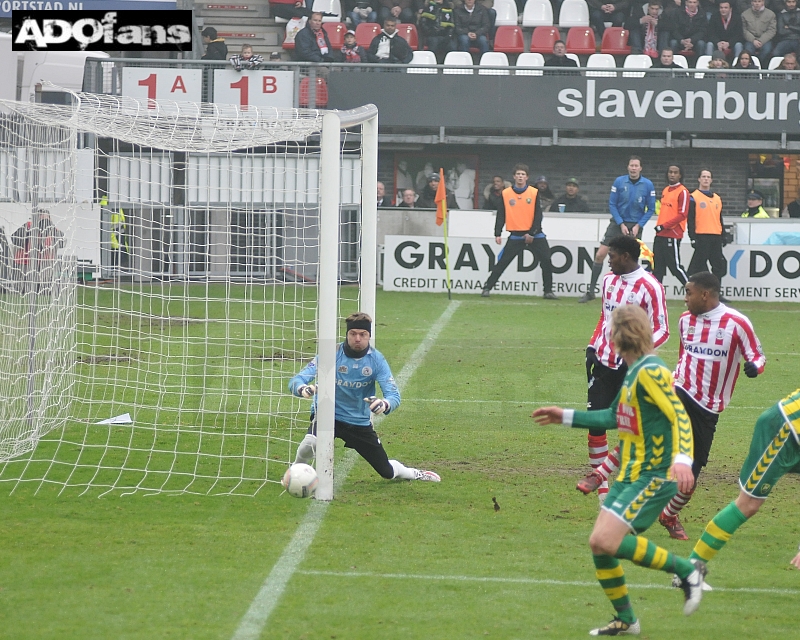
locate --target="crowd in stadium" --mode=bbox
[234,0,800,68]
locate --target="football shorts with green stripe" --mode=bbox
[691,388,800,565]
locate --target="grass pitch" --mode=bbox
[1,290,799,639]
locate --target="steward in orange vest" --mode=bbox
[687,168,728,284]
[481,164,557,299]
[652,165,690,286]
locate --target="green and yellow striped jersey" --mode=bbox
[778,388,800,444]
[572,354,693,483]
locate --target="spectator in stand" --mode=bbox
[295,12,336,62]
[269,51,282,61]
[533,176,556,213]
[588,0,631,41]
[454,0,492,55]
[544,40,580,75]
[550,178,591,213]
[774,49,800,70]
[708,49,732,67]
[349,0,378,27]
[653,46,684,66]
[630,1,670,57]
[368,18,414,63]
[742,0,777,64]
[732,49,758,66]
[341,29,368,62]
[201,27,228,60]
[378,0,415,25]
[419,0,456,63]
[397,188,418,208]
[270,0,314,20]
[775,0,800,56]
[417,173,459,209]
[483,175,509,210]
[668,0,707,59]
[377,181,392,207]
[230,44,264,71]
[706,0,744,59]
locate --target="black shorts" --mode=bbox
[586,348,628,412]
[308,418,393,479]
[675,387,720,477]
[601,220,643,246]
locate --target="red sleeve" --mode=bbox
[733,317,766,373]
[643,279,670,348]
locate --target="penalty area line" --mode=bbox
[297,569,800,596]
[230,300,462,640]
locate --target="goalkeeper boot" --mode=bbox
[579,292,596,303]
[589,617,640,636]
[658,514,689,541]
[680,560,708,616]
[577,470,604,495]
[415,469,441,482]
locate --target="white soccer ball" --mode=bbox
[281,463,318,498]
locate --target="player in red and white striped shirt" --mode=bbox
[657,270,764,539]
[578,235,669,502]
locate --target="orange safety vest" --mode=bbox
[692,190,723,235]
[656,184,689,238]
[502,186,538,232]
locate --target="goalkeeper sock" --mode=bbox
[662,484,696,519]
[589,261,604,294]
[294,433,317,465]
[616,535,695,580]
[690,501,749,564]
[593,554,635,625]
[389,459,416,480]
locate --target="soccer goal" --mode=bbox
[0,92,378,500]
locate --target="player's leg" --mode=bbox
[707,236,727,281]
[669,238,689,286]
[482,240,524,296]
[580,358,627,501]
[690,404,799,564]
[652,236,668,283]
[580,223,616,303]
[600,477,707,616]
[660,390,719,540]
[294,419,318,464]
[532,237,557,299]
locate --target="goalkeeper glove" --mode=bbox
[365,396,390,415]
[654,225,664,233]
[297,384,317,398]
[743,361,759,378]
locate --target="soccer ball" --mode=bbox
[281,463,318,498]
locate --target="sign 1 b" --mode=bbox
[213,69,294,110]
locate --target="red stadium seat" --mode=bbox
[565,27,596,55]
[355,22,381,48]
[299,77,328,107]
[600,27,630,55]
[323,22,347,49]
[530,26,560,54]
[493,26,524,54]
[396,23,419,49]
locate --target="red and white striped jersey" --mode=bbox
[674,304,765,413]
[589,266,669,369]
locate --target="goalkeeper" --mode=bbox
[532,305,706,636]
[289,312,440,482]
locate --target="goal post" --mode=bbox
[0,93,378,499]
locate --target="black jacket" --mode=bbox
[367,31,413,64]
[777,8,800,42]
[550,194,591,213]
[706,12,744,46]
[295,25,334,62]
[202,38,228,60]
[668,9,707,49]
[419,1,456,37]
[453,3,491,38]
[416,184,459,209]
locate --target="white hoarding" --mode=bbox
[383,235,800,302]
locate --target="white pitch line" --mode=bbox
[231,300,462,640]
[298,569,800,596]
[401,398,773,411]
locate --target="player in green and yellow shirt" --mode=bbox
[689,388,800,572]
[533,305,706,637]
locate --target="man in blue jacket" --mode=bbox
[289,312,441,482]
[579,156,656,303]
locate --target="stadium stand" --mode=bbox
[558,0,590,28]
[522,0,554,28]
[355,22,382,48]
[530,26,561,53]
[299,76,328,106]
[565,27,596,55]
[493,26,525,54]
[494,0,520,26]
[396,23,419,49]
[600,27,631,55]
[312,0,341,22]
[323,22,347,49]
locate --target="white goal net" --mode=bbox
[0,92,378,498]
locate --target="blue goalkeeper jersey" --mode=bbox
[289,343,400,427]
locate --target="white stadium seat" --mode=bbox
[443,51,474,74]
[622,53,652,77]
[312,0,342,22]
[558,0,590,27]
[515,52,545,75]
[494,0,519,26]
[407,50,438,74]
[694,54,711,78]
[673,54,689,68]
[769,56,784,69]
[586,53,617,77]
[478,52,511,75]
[522,0,554,27]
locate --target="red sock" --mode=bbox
[588,434,609,496]
[662,484,695,519]
[596,445,621,481]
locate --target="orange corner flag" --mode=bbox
[434,168,447,226]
